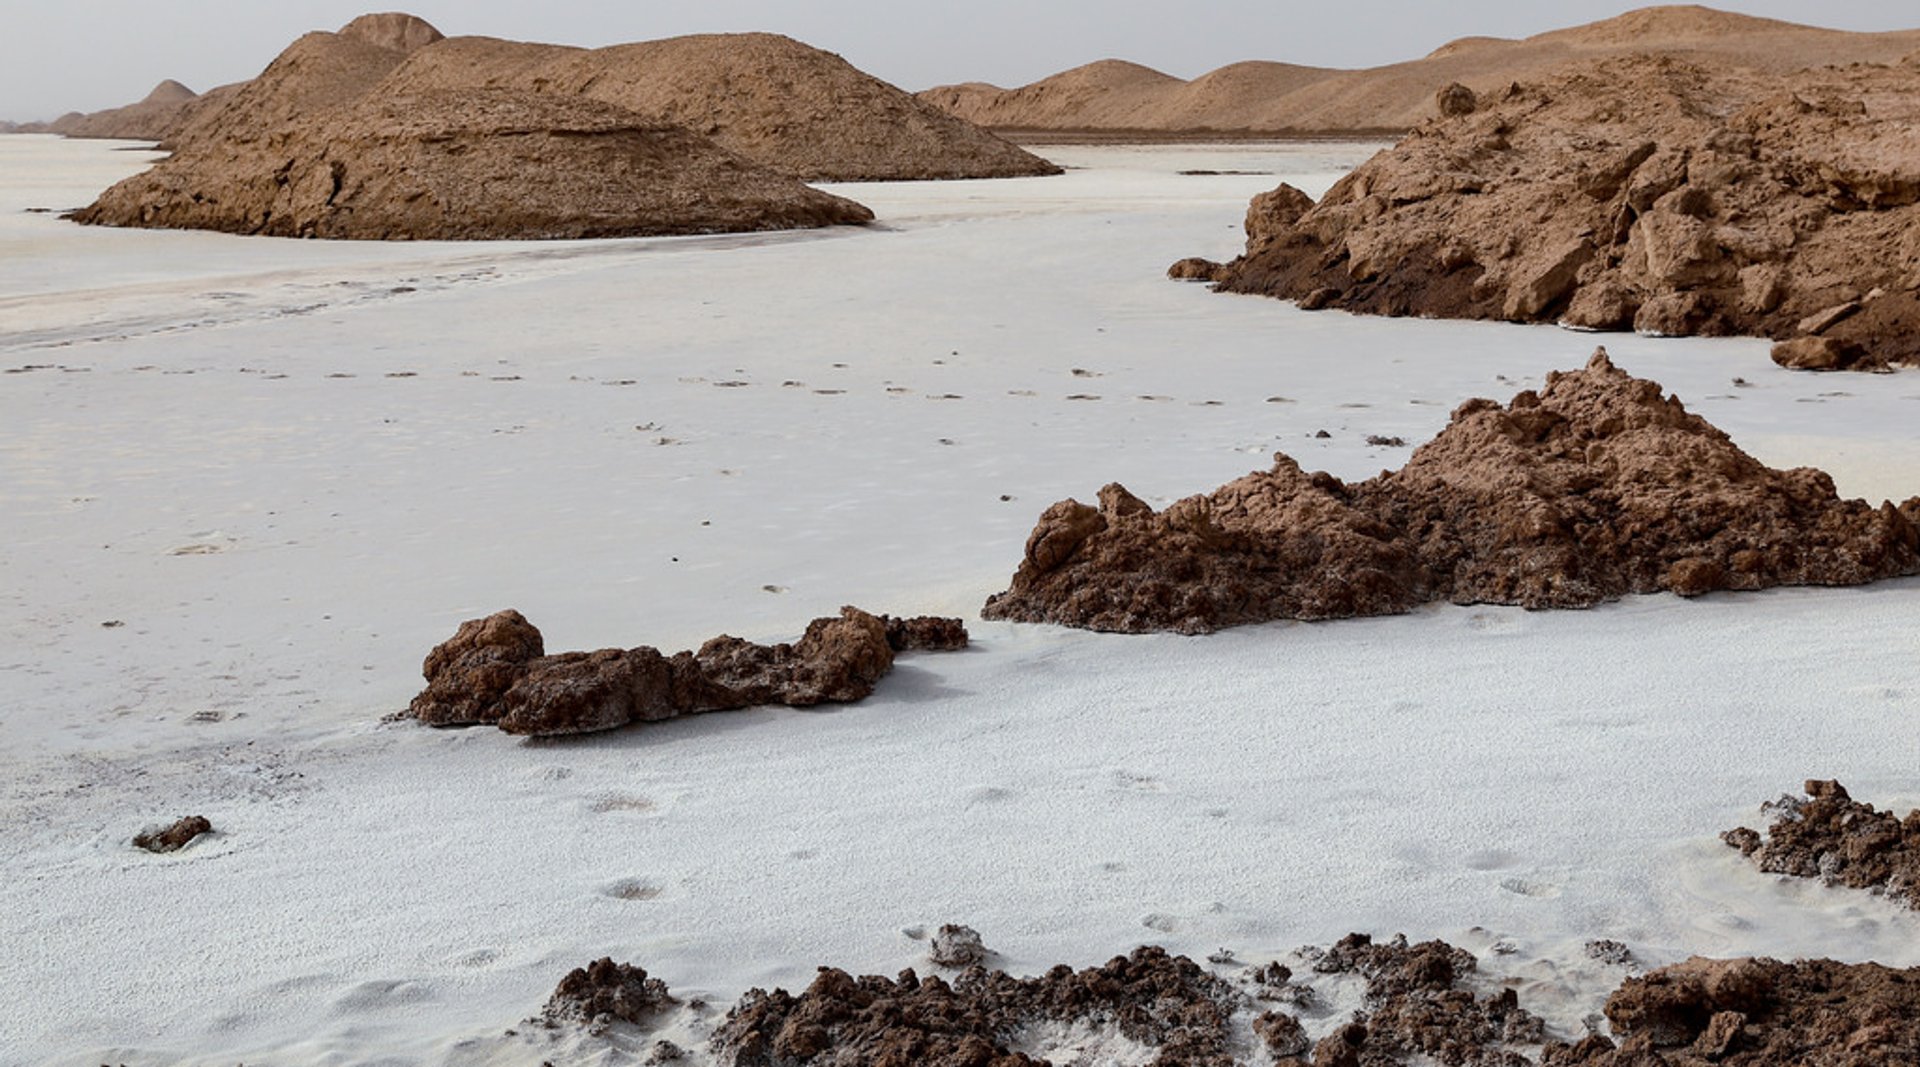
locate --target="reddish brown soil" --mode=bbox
[1723,779,1920,909]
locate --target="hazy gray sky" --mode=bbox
[4,1,1916,120]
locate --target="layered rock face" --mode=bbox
[985,350,1920,634]
[407,607,965,737]
[1197,55,1920,370]
[72,89,873,240]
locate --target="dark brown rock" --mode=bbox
[409,606,960,737]
[1308,933,1542,1065]
[1168,257,1224,282]
[1722,780,1920,908]
[1201,55,1920,370]
[1596,956,1920,1065]
[133,815,212,853]
[713,946,1241,1066]
[545,958,676,1025]
[984,350,1920,633]
[880,614,970,653]
[409,608,545,726]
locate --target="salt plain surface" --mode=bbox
[2,135,1919,1065]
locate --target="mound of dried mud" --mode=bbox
[984,349,1920,634]
[1194,55,1920,371]
[1723,779,1920,909]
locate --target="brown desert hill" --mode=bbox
[162,26,418,151]
[372,31,1059,181]
[1191,55,1920,370]
[336,10,445,53]
[914,59,1189,132]
[70,88,873,240]
[7,80,201,141]
[920,5,1920,135]
[983,350,1920,634]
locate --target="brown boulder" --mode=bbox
[133,815,213,853]
[984,349,1920,633]
[1201,55,1920,370]
[407,607,965,737]
[544,958,676,1026]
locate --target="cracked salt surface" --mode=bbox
[2,136,1919,1064]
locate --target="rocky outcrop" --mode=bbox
[1303,933,1545,1064]
[371,30,1059,182]
[712,946,1241,1066]
[985,350,1920,633]
[1556,956,1920,1065]
[544,959,676,1026]
[337,12,444,54]
[1198,55,1920,370]
[407,607,966,737]
[1722,780,1920,908]
[71,88,873,240]
[133,815,212,853]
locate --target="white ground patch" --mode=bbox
[2,136,1918,1065]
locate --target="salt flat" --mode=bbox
[2,136,1918,1065]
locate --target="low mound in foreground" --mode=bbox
[1190,55,1920,371]
[69,89,872,240]
[985,349,1920,634]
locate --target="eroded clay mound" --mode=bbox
[712,946,1241,1066]
[984,350,1920,633]
[71,88,873,240]
[1722,779,1920,908]
[407,607,966,737]
[1198,55,1920,370]
[544,958,676,1027]
[1301,933,1545,1064]
[374,31,1060,182]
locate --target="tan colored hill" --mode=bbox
[164,28,417,150]
[921,4,1920,135]
[71,88,872,240]
[2,80,200,141]
[914,59,1189,131]
[374,31,1058,181]
[1188,55,1920,371]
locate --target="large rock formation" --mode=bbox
[1195,55,1920,370]
[407,607,966,737]
[372,30,1059,181]
[1723,780,1920,909]
[71,88,873,240]
[985,350,1920,634]
[921,7,1920,136]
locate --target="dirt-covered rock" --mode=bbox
[984,349,1920,633]
[544,958,676,1026]
[133,815,212,853]
[1536,955,1920,1065]
[1722,779,1920,908]
[1309,933,1544,1065]
[712,946,1244,1066]
[1199,55,1920,370]
[928,924,990,969]
[408,607,965,736]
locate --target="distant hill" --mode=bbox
[920,4,1920,135]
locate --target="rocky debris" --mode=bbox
[543,958,676,1026]
[408,607,966,737]
[984,349,1920,633]
[928,924,990,969]
[73,86,873,240]
[1199,55,1920,370]
[1722,779,1920,908]
[367,29,1060,181]
[1538,956,1920,1065]
[712,946,1243,1066]
[879,614,970,653]
[133,815,212,853]
[1168,257,1225,282]
[1307,933,1544,1065]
